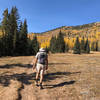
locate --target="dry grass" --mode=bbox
[0,52,100,100]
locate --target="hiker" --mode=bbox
[33,48,48,89]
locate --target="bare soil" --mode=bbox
[0,52,100,100]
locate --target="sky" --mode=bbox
[0,0,100,33]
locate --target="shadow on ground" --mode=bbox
[0,73,36,86]
[0,62,71,69]
[48,63,71,66]
[0,70,80,87]
[0,64,32,69]
[44,71,81,81]
[43,80,76,89]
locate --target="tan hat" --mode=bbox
[39,48,45,52]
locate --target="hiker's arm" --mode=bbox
[45,57,48,70]
[30,58,34,65]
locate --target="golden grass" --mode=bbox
[0,52,100,100]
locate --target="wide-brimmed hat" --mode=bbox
[39,48,46,52]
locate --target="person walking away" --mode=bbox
[33,48,48,89]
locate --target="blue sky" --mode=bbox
[0,0,100,33]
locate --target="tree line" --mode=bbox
[49,31,69,53]
[0,7,39,57]
[49,31,98,54]
[73,37,90,54]
[0,7,98,57]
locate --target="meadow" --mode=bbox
[0,52,100,100]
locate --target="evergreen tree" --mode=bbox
[22,19,28,55]
[65,43,69,52]
[18,20,28,55]
[15,21,23,55]
[91,42,96,51]
[50,36,57,53]
[96,41,98,51]
[56,31,66,53]
[28,35,39,55]
[0,33,5,56]
[73,37,81,54]
[32,35,39,55]
[50,31,66,53]
[0,37,3,56]
[1,8,11,56]
[45,46,49,53]
[85,38,90,53]
[0,7,32,56]
[8,6,19,55]
[80,37,85,53]
[27,38,32,55]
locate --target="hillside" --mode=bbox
[29,22,100,37]
[1,22,100,49]
[28,22,100,49]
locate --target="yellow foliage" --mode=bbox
[40,41,50,48]
[0,30,3,37]
[96,32,100,40]
[29,25,100,50]
[67,38,74,49]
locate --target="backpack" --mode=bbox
[38,52,47,64]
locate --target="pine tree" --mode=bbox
[18,20,28,55]
[50,31,66,53]
[22,19,28,55]
[28,35,39,55]
[85,38,90,53]
[0,33,5,56]
[96,41,98,51]
[50,36,57,53]
[65,43,69,52]
[80,37,85,53]
[45,46,49,53]
[1,8,10,56]
[8,6,19,55]
[27,38,31,55]
[0,7,31,56]
[32,35,39,55]
[0,37,3,56]
[73,37,81,54]
[15,21,23,55]
[56,31,66,53]
[91,42,96,51]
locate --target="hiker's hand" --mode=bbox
[32,66,35,70]
[30,59,35,65]
[46,66,48,70]
[32,64,36,70]
[30,61,34,65]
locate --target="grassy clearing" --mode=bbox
[0,52,100,100]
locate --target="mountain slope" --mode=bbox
[0,22,100,49]
[29,22,100,48]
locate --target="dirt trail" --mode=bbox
[0,53,100,100]
[19,69,51,100]
[0,80,22,100]
[21,84,51,100]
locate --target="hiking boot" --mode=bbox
[35,80,39,87]
[39,83,43,89]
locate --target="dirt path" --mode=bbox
[0,80,22,100]
[0,53,100,100]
